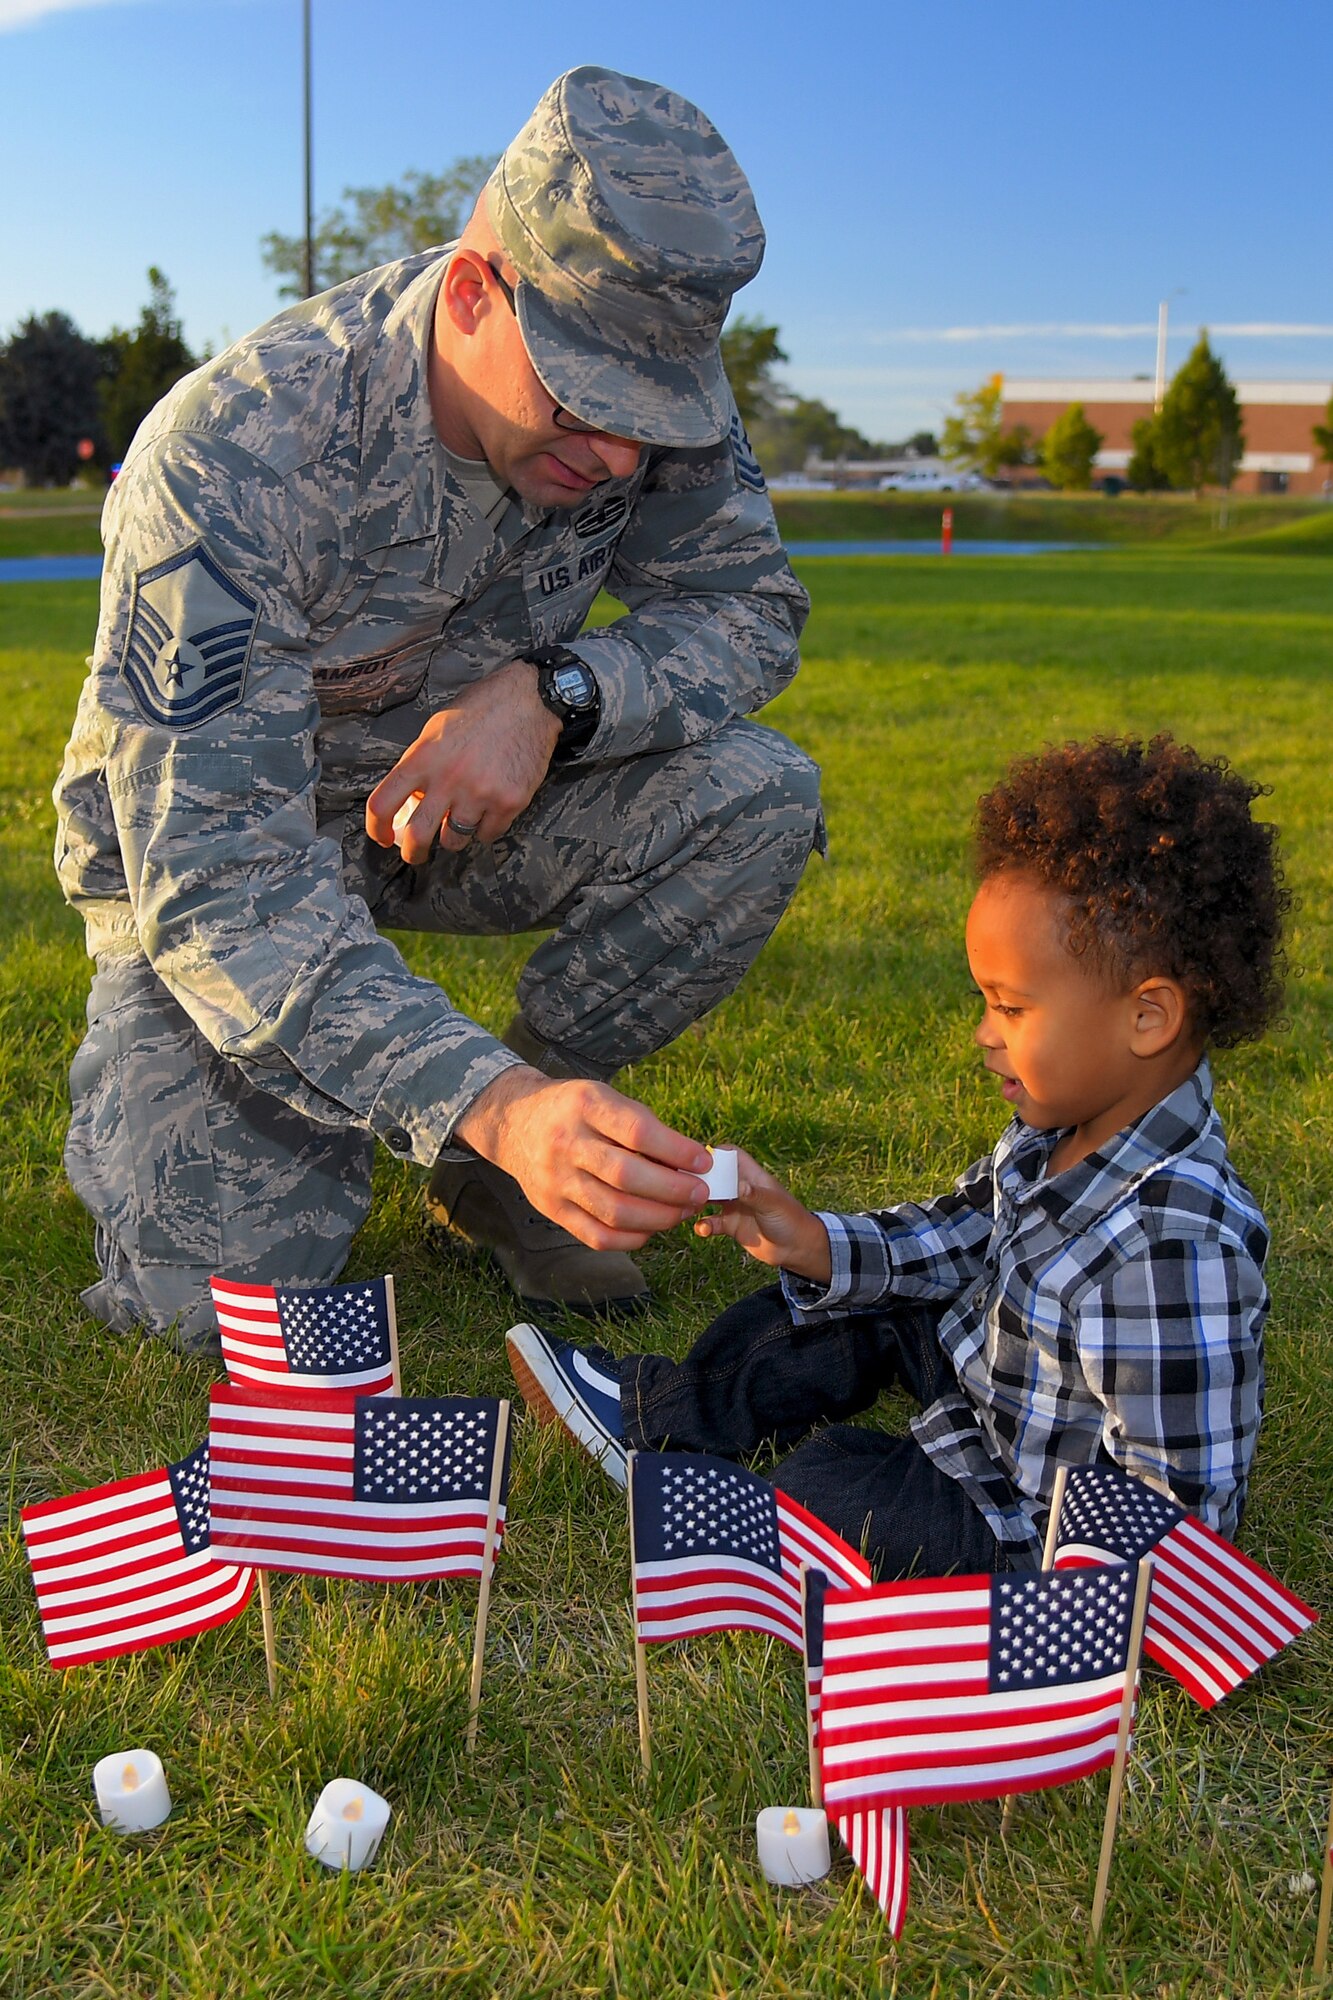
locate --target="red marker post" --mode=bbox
[941,507,954,556]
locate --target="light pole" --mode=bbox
[1153,301,1168,413]
[302,0,315,298]
[1153,290,1186,413]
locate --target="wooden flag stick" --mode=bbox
[1090,1554,1154,1938]
[1002,1466,1070,1835]
[1313,1773,1333,1974]
[465,1399,509,1754]
[626,1452,651,1773]
[801,1565,822,1809]
[257,1570,278,1699]
[383,1273,401,1395]
[1040,1465,1071,1571]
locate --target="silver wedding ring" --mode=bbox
[445,813,480,839]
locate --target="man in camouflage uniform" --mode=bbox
[53,66,818,1349]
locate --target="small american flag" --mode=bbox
[804,1574,909,1936]
[206,1386,508,1582]
[210,1275,399,1396]
[1052,1463,1316,1707]
[837,1806,910,1935]
[818,1563,1139,1815]
[21,1443,254,1669]
[630,1452,870,1651]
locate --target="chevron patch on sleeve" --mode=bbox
[121,543,259,728]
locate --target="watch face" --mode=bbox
[553,664,595,710]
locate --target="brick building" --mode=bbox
[1001,379,1332,494]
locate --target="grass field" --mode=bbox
[1,551,1331,1997]
[769,491,1333,550]
[7,486,1333,558]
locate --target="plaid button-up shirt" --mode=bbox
[783,1063,1268,1564]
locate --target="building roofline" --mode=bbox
[1002,379,1332,405]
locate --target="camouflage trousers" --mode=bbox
[66,719,822,1346]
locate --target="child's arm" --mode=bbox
[692,1150,833,1284]
[696,1149,999,1305]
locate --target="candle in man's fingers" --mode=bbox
[698,1147,739,1201]
[392,795,423,848]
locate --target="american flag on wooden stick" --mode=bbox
[837,1805,910,1934]
[1051,1463,1316,1707]
[21,1443,253,1669]
[804,1572,909,1935]
[817,1563,1140,1816]
[210,1274,399,1396]
[207,1386,508,1582]
[630,1452,870,1651]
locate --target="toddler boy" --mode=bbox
[508,736,1287,1577]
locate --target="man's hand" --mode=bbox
[692,1147,833,1284]
[453,1067,715,1251]
[365,659,562,862]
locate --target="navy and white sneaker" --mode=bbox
[505,1322,629,1488]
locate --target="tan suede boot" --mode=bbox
[424,1156,650,1317]
[423,1018,650,1318]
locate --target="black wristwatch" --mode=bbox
[527,645,601,762]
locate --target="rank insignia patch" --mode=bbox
[121,543,259,728]
[729,412,766,493]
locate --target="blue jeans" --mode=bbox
[620,1284,1007,1581]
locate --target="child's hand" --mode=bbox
[692,1148,832,1286]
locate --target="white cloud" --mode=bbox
[1210,323,1333,337]
[0,0,136,29]
[869,321,1333,345]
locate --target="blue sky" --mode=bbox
[3,0,1330,441]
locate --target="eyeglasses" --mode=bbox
[485,259,610,437]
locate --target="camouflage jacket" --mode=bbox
[53,248,809,1162]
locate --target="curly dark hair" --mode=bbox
[974,734,1288,1047]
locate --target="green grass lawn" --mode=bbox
[1,554,1331,1997]
[0,494,104,559]
[770,491,1333,548]
[6,487,1333,558]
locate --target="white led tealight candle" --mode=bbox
[304,1779,391,1872]
[392,795,423,847]
[93,1749,172,1833]
[756,1805,831,1887]
[700,1147,739,1202]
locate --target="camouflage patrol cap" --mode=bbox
[486,66,764,448]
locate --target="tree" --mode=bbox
[1312,392,1333,479]
[100,268,198,465]
[0,310,106,485]
[940,376,1032,480]
[715,318,887,472]
[750,394,879,475]
[719,317,787,428]
[1155,332,1244,496]
[1126,416,1171,491]
[994,422,1038,471]
[1040,402,1103,490]
[261,159,495,297]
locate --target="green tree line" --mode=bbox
[13,146,1330,498]
[0,269,198,485]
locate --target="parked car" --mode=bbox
[877,462,988,493]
